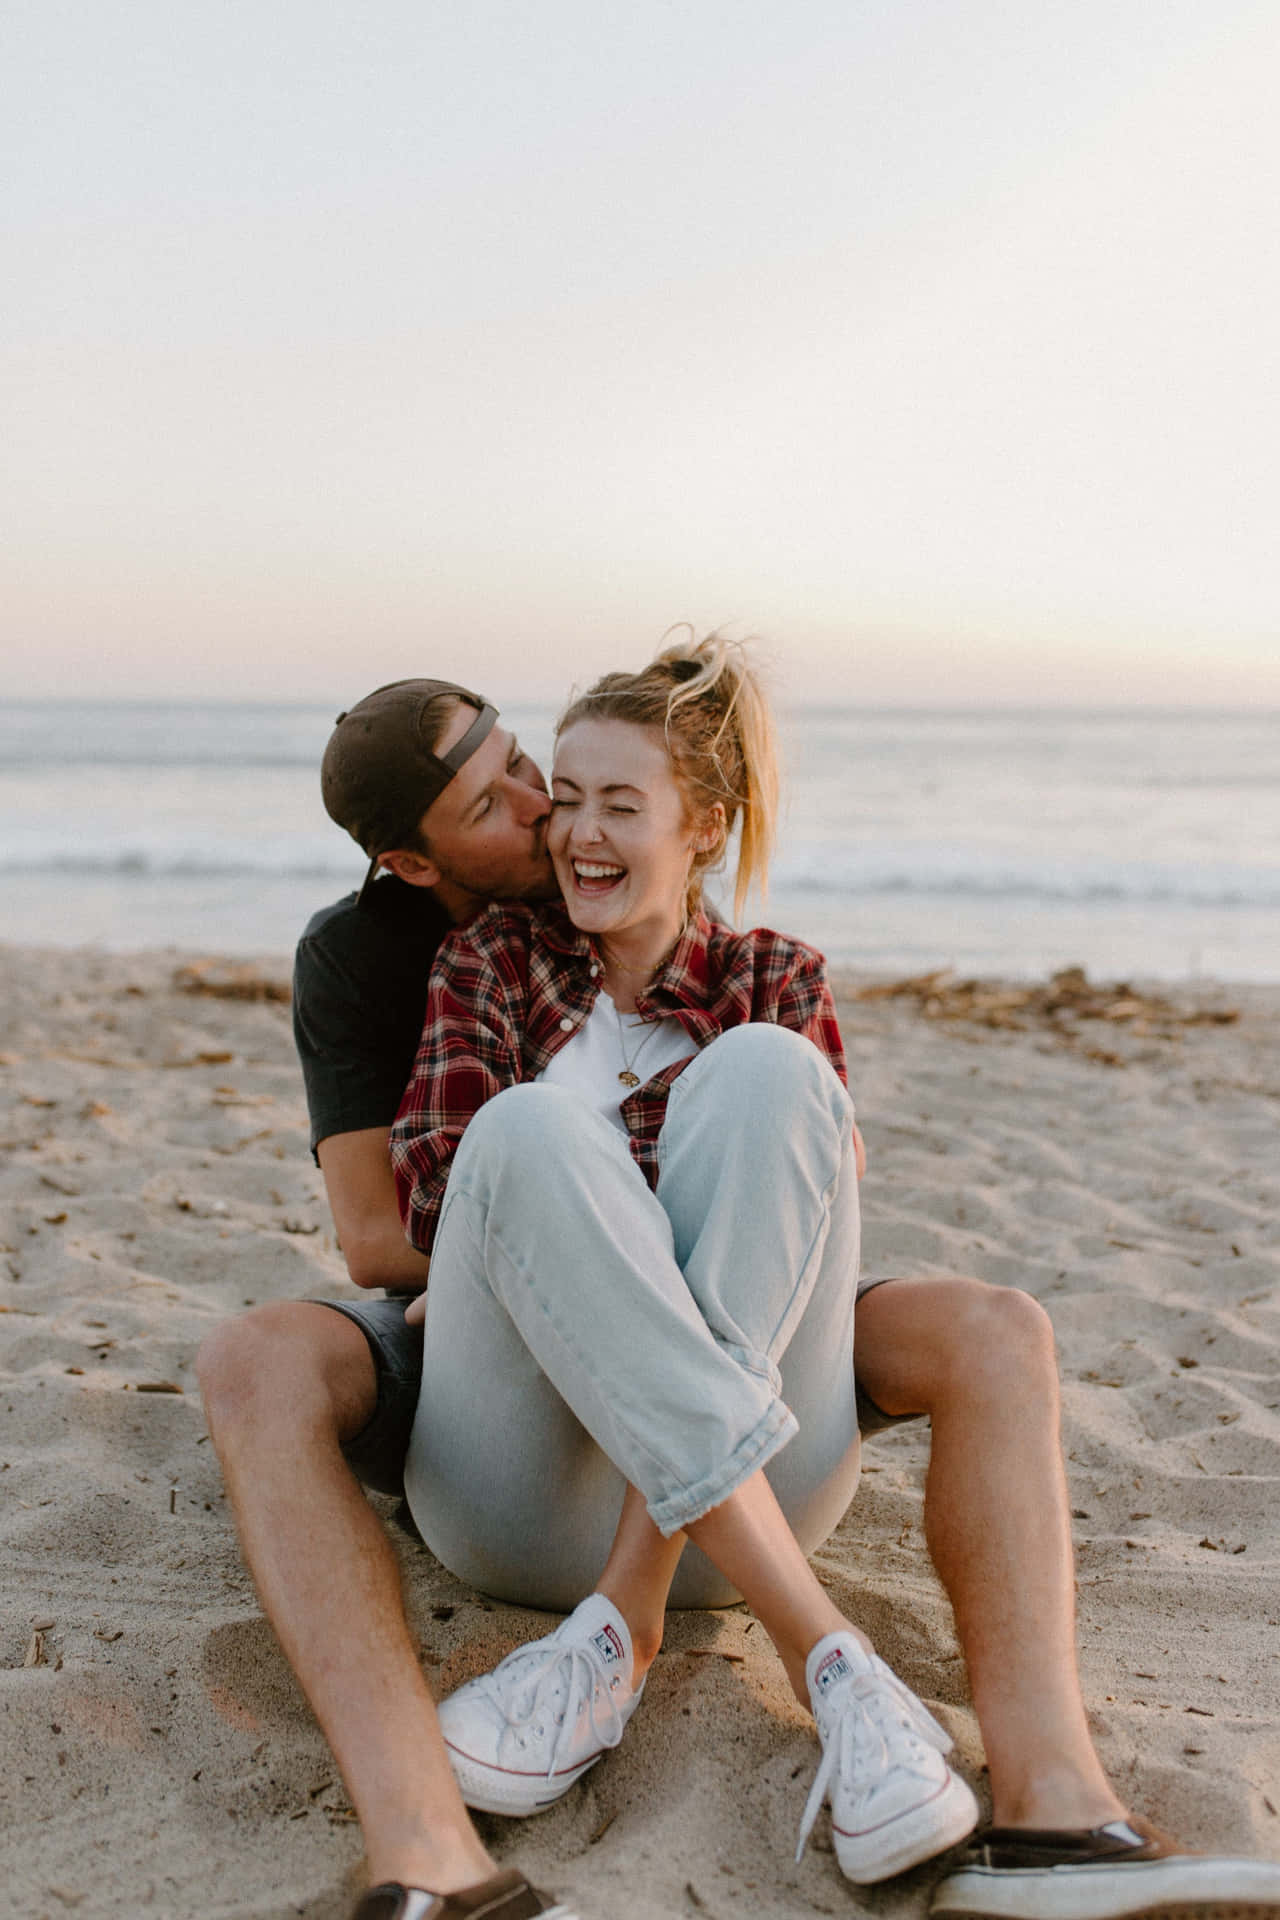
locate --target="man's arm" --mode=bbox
[317,1126,434,1292]
[390,914,527,1256]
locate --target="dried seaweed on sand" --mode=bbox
[836,965,1238,1046]
[172,961,290,1004]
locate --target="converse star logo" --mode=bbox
[592,1624,625,1666]
[813,1647,853,1696]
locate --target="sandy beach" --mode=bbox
[1,943,1277,1920]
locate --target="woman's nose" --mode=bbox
[568,809,604,844]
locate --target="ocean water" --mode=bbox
[2,701,1278,983]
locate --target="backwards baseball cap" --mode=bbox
[321,678,498,904]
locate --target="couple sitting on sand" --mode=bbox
[200,635,1280,1920]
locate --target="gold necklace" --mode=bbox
[601,952,664,977]
[613,1002,663,1088]
[599,919,686,982]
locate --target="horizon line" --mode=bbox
[3,695,1278,719]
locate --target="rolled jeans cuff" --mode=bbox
[713,1339,785,1399]
[646,1397,799,1536]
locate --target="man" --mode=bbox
[198,677,1280,1920]
[199,683,573,1920]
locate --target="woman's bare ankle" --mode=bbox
[774,1615,872,1707]
[617,1607,663,1684]
[594,1579,666,1685]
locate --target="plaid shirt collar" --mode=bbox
[536,900,719,1013]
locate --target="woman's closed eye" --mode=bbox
[551,798,638,815]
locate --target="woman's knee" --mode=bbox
[456,1081,601,1169]
[695,1022,850,1117]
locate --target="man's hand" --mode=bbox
[316,1126,434,1291]
[853,1120,867,1181]
[403,1291,428,1327]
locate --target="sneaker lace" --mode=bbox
[794,1660,953,1863]
[477,1636,629,1780]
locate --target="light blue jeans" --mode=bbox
[404,1023,862,1609]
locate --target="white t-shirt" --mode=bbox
[536,990,692,1133]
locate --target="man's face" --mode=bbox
[416,706,556,914]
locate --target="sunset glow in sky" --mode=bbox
[5,2,1277,705]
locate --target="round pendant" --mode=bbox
[617,1069,640,1088]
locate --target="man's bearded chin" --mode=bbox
[521,851,562,904]
[487,855,559,905]
[436,840,560,906]
[514,824,561,904]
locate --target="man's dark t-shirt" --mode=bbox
[293,876,452,1155]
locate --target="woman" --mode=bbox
[389,637,977,1888]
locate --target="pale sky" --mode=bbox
[4,1,1277,706]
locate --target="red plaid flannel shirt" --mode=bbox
[390,900,847,1254]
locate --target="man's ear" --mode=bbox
[377,847,442,890]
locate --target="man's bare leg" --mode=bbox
[853,1275,1126,1829]
[197,1303,495,1893]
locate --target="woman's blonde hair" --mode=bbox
[556,630,778,921]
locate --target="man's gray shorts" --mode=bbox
[317,1275,916,1501]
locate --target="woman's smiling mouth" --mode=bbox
[571,860,626,895]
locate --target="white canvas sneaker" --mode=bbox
[439,1593,643,1816]
[796,1634,980,1884]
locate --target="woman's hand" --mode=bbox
[404,1291,428,1327]
[854,1121,867,1181]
